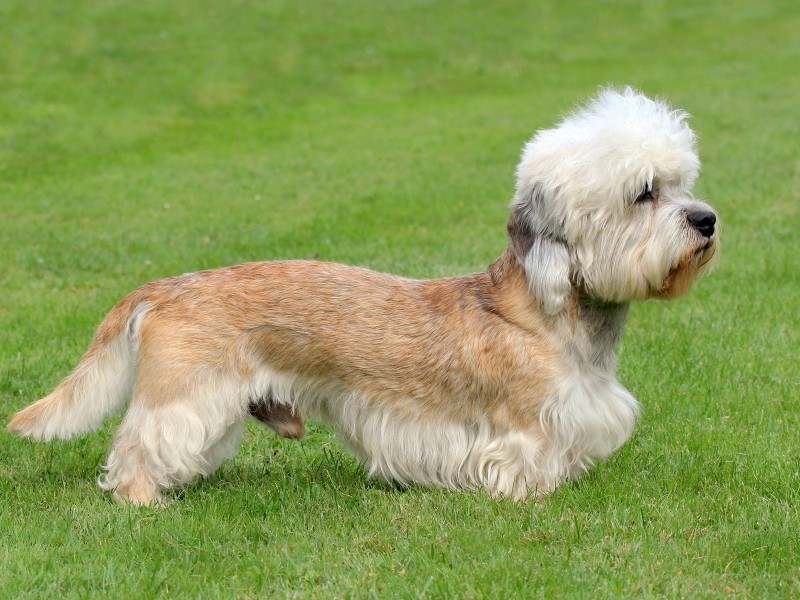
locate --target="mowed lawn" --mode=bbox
[1,0,798,597]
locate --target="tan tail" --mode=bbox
[7,292,151,441]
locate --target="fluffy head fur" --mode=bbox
[512,87,718,312]
[8,88,719,505]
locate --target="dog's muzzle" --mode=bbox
[687,210,717,238]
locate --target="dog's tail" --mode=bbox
[7,292,151,441]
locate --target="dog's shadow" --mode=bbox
[163,424,413,510]
[199,449,400,500]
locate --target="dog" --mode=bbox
[8,87,719,505]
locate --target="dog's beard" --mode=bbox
[575,223,718,303]
[657,240,718,298]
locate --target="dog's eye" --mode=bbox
[634,186,654,204]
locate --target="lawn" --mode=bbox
[1,0,798,597]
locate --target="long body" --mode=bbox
[8,251,638,503]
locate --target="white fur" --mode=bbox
[246,367,548,497]
[252,366,553,500]
[514,87,716,307]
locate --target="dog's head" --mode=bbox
[508,87,719,314]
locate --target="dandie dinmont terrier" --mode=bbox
[8,87,719,504]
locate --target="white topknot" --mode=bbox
[507,86,715,309]
[514,86,700,227]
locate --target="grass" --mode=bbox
[1,0,798,596]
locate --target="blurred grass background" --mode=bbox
[1,0,798,596]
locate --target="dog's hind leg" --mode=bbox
[249,395,305,440]
[99,375,248,505]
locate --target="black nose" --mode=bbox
[687,210,716,238]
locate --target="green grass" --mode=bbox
[1,0,798,596]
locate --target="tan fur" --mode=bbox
[7,290,146,435]
[124,258,557,429]
[658,243,717,298]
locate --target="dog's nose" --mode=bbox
[687,210,716,238]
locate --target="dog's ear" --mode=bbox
[507,205,571,315]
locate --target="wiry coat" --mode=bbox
[8,88,719,504]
